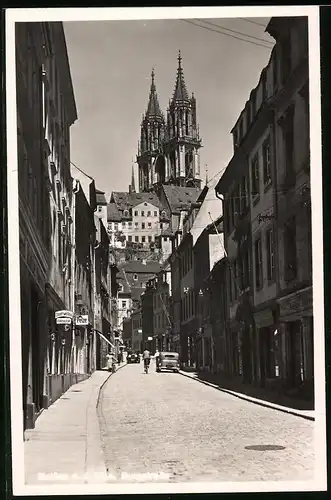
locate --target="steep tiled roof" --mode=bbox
[107,202,121,222]
[119,260,161,274]
[109,191,164,214]
[96,189,107,205]
[162,185,201,212]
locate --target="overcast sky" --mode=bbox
[63,17,274,199]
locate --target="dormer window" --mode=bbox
[98,206,102,212]
[123,209,129,217]
[161,210,166,217]
[133,274,138,281]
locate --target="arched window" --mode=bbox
[123,209,129,217]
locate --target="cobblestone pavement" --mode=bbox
[98,363,315,483]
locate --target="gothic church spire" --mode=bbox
[146,68,163,119]
[172,50,189,102]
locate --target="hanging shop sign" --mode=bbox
[55,310,74,319]
[75,314,89,326]
[56,317,72,325]
[55,310,74,325]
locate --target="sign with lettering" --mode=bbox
[56,317,72,325]
[278,287,312,318]
[75,314,89,326]
[55,310,74,319]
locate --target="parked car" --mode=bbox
[156,352,180,373]
[127,352,140,364]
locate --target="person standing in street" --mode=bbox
[143,348,151,373]
[155,349,160,370]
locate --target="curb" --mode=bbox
[86,363,128,482]
[179,371,315,421]
[97,362,127,407]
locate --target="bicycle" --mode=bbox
[144,358,150,374]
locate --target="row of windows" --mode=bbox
[226,136,271,235]
[108,221,165,230]
[227,226,277,304]
[181,289,195,322]
[154,312,167,329]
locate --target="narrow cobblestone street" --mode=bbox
[98,363,315,483]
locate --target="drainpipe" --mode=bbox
[71,180,79,373]
[270,106,284,382]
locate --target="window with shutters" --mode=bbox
[254,237,263,289]
[284,216,297,281]
[251,153,260,199]
[262,137,272,186]
[266,227,275,282]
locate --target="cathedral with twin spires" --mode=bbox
[107,51,203,263]
[136,50,202,193]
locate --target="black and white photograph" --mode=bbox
[5,5,327,496]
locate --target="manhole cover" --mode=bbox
[245,445,286,451]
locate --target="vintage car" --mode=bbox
[156,352,180,373]
[127,352,140,364]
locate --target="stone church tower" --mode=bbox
[137,51,202,192]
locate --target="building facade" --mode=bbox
[214,16,312,402]
[267,17,312,397]
[153,268,172,351]
[16,21,78,429]
[131,308,143,352]
[141,281,155,351]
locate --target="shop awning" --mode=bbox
[94,329,115,349]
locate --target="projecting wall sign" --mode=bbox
[75,314,89,326]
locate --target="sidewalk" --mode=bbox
[24,364,127,485]
[179,370,315,421]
